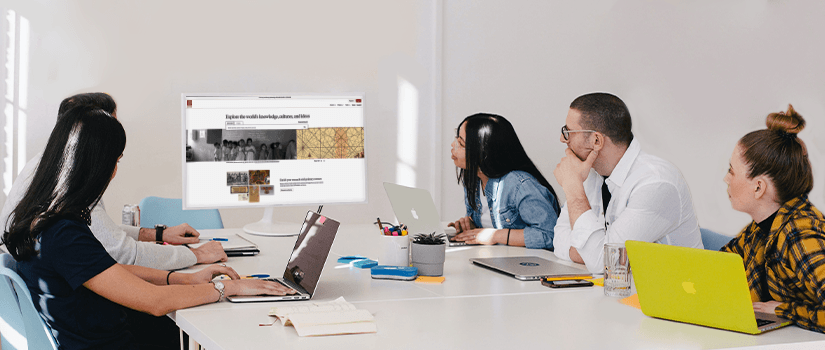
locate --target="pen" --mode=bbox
[377,217,384,231]
[210,237,229,242]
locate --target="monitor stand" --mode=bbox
[243,207,299,236]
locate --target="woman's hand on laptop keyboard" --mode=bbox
[185,264,241,284]
[454,228,498,245]
[448,216,476,234]
[225,279,297,297]
[753,301,781,314]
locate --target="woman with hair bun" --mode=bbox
[721,104,825,332]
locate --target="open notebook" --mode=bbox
[268,297,376,337]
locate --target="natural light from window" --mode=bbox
[3,9,29,197]
[395,76,418,188]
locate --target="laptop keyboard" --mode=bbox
[263,278,304,294]
[756,318,773,327]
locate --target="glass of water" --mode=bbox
[604,243,632,297]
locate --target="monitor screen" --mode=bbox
[181,93,366,209]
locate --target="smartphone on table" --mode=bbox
[541,278,594,288]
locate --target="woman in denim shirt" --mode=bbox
[449,113,561,249]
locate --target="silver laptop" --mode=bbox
[470,256,591,281]
[227,211,339,302]
[383,182,476,247]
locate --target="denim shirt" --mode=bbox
[464,170,560,250]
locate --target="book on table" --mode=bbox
[268,297,376,337]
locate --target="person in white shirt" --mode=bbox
[552,92,703,273]
[0,92,227,270]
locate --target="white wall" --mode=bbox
[3,1,824,236]
[1,0,442,228]
[441,0,825,236]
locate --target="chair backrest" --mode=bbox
[138,196,223,230]
[700,227,733,252]
[0,253,59,350]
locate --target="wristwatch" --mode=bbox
[210,281,225,302]
[155,224,167,242]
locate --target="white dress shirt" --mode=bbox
[553,139,703,273]
[0,153,197,269]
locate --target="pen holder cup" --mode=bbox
[378,235,410,267]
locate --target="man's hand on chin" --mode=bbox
[554,148,598,191]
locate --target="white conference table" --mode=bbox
[171,224,825,350]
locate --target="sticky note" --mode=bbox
[619,294,641,310]
[591,277,604,287]
[415,276,445,284]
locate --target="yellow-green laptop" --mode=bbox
[625,240,791,334]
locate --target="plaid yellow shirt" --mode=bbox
[721,195,825,333]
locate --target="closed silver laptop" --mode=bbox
[228,211,339,302]
[470,256,590,281]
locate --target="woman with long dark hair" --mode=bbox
[3,105,294,349]
[449,113,560,249]
[721,105,825,332]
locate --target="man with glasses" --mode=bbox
[552,92,703,273]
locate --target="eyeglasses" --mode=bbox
[561,125,596,141]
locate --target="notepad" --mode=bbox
[268,297,377,337]
[415,276,445,284]
[619,294,641,310]
[188,234,260,256]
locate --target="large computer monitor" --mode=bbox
[181,93,366,235]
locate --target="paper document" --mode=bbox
[188,234,258,251]
[268,297,376,336]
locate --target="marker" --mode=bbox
[210,237,229,242]
[244,274,270,279]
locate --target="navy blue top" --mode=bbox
[16,218,133,350]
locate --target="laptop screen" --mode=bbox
[282,211,340,294]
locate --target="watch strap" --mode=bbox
[155,225,165,242]
[210,281,225,302]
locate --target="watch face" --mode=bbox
[214,281,224,290]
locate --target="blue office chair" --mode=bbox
[700,227,733,252]
[1,253,59,350]
[139,196,224,230]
